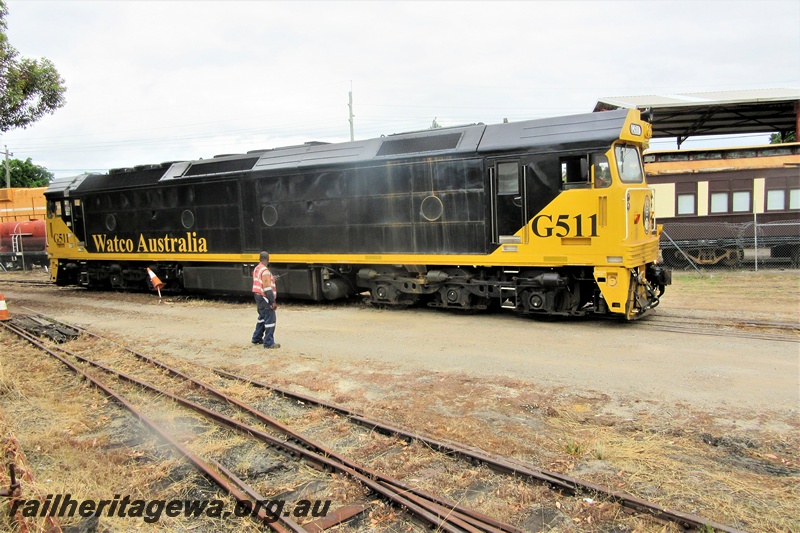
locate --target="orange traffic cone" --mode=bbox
[146,268,165,298]
[0,294,9,321]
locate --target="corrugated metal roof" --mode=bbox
[595,88,800,109]
[594,88,799,146]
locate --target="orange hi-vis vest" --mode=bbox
[252,263,277,297]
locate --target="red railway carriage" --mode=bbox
[0,187,49,269]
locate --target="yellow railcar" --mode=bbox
[0,187,47,222]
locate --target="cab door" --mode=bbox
[69,198,86,245]
[490,160,526,244]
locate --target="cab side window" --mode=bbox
[592,154,611,188]
[561,156,589,189]
[47,200,61,218]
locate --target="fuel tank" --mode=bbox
[0,220,47,253]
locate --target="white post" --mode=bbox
[4,146,11,188]
[348,87,355,142]
[753,211,758,272]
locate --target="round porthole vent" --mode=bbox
[420,195,444,222]
[261,205,278,227]
[181,209,195,229]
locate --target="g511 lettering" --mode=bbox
[531,214,598,238]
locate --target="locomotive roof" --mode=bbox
[47,109,634,196]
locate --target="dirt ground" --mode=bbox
[4,269,796,415]
[1,268,799,531]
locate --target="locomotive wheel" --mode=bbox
[433,284,489,313]
[368,284,410,308]
[375,285,389,300]
[445,287,461,304]
[528,292,545,310]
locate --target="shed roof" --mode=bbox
[594,88,800,146]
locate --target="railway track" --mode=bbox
[2,276,797,342]
[0,279,53,287]
[636,313,800,343]
[1,311,747,532]
[2,314,520,532]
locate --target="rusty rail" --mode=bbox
[1,320,305,533]
[0,464,20,497]
[213,368,749,533]
[3,317,517,532]
[634,314,800,343]
[15,310,749,532]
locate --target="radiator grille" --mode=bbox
[184,157,259,177]
[376,132,462,157]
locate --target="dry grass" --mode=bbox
[0,331,265,532]
[542,408,800,531]
[665,270,800,321]
[227,356,799,532]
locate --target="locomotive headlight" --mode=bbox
[643,196,651,233]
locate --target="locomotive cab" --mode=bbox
[591,142,670,319]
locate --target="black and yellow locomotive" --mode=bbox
[45,108,670,319]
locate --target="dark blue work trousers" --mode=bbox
[251,294,277,347]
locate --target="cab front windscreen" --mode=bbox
[615,145,644,183]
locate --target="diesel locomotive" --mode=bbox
[44,108,670,319]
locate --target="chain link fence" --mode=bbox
[660,218,800,272]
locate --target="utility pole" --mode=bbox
[4,145,11,188]
[348,83,355,142]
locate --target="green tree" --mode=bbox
[770,131,796,144]
[7,157,52,187]
[0,0,66,133]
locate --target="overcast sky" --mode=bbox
[3,0,800,179]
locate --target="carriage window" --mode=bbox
[497,162,519,195]
[732,191,751,212]
[790,189,800,210]
[710,192,728,213]
[767,190,785,210]
[614,145,644,183]
[677,194,695,215]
